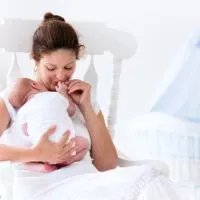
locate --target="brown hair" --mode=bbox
[32,12,82,62]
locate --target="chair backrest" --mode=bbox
[0,18,137,138]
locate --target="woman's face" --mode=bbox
[36,49,76,91]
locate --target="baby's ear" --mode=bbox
[31,82,38,90]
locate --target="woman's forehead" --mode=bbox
[41,49,76,66]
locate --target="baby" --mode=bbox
[8,78,89,172]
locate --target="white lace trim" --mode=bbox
[30,167,163,200]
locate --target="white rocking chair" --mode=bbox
[0,18,168,200]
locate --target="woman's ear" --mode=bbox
[34,63,40,81]
[78,45,85,59]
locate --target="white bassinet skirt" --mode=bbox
[12,164,186,200]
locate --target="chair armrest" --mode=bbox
[117,149,135,167]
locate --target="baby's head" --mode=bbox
[8,78,47,109]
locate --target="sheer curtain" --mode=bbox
[151,29,200,123]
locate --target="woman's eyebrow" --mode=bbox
[65,61,75,66]
[46,61,75,67]
[46,63,57,67]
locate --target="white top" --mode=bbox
[0,87,99,173]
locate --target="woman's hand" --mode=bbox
[32,126,76,165]
[65,79,92,109]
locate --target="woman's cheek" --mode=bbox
[43,77,54,91]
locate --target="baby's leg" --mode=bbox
[61,136,89,166]
[23,162,58,173]
[72,136,89,162]
[75,136,89,153]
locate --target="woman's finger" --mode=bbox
[42,125,57,140]
[59,147,77,162]
[67,80,82,91]
[68,84,85,94]
[69,137,76,147]
[65,79,81,85]
[64,146,76,157]
[68,149,88,164]
[65,80,78,87]
[61,138,76,153]
[58,139,76,161]
[58,130,70,146]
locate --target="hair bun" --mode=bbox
[44,12,54,20]
[43,12,65,24]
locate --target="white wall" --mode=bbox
[0,0,200,126]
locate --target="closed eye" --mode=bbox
[64,67,73,70]
[64,63,75,70]
[46,65,56,71]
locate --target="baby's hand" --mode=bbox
[56,82,68,96]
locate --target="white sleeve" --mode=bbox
[0,88,17,124]
[91,100,100,115]
[0,88,17,144]
[90,90,100,115]
[17,109,27,125]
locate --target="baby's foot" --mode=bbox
[55,82,68,96]
[43,163,58,172]
[24,162,57,173]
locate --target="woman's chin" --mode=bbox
[46,85,56,91]
[50,88,56,91]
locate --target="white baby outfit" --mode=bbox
[17,92,75,145]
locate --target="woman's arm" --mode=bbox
[67,79,118,171]
[0,128,75,164]
[0,144,37,162]
[80,104,118,171]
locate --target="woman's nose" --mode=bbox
[56,72,66,82]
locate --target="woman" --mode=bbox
[0,13,185,200]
